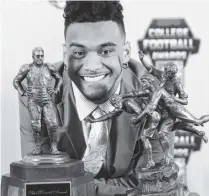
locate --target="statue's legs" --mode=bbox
[174,122,208,143]
[28,100,43,155]
[43,102,61,155]
[158,116,174,164]
[169,104,209,126]
[141,111,160,170]
[141,135,155,170]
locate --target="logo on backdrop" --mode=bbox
[138,18,200,77]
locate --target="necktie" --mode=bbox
[82,107,109,176]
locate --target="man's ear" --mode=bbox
[62,43,67,68]
[123,41,131,64]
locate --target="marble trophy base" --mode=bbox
[127,161,196,196]
[1,153,95,196]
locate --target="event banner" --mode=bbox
[138,18,200,79]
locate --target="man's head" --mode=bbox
[110,94,122,109]
[140,74,155,91]
[164,62,178,79]
[63,1,131,104]
[32,47,44,66]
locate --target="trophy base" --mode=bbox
[126,161,199,196]
[1,159,95,196]
[127,187,200,196]
[22,152,71,165]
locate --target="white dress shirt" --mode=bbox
[72,82,121,144]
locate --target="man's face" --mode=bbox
[33,50,44,66]
[64,21,130,104]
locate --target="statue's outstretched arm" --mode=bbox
[86,109,123,123]
[138,50,163,80]
[123,90,150,99]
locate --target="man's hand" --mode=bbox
[138,50,144,59]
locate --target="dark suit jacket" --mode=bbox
[18,59,171,195]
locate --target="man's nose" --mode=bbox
[83,52,102,71]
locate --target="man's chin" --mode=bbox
[74,77,119,103]
[82,88,110,103]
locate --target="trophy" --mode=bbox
[124,51,209,196]
[87,51,209,196]
[1,47,95,196]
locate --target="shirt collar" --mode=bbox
[72,82,121,121]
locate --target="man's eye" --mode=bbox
[99,49,114,56]
[73,51,85,58]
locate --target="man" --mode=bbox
[18,1,167,195]
[13,47,62,155]
[122,74,209,164]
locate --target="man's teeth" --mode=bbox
[83,75,106,82]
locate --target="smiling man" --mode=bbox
[64,16,127,104]
[18,1,150,196]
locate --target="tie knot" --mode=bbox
[92,107,104,118]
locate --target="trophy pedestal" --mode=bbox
[1,157,95,196]
[127,161,194,196]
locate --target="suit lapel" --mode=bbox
[107,68,142,177]
[57,69,86,159]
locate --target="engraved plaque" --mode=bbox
[25,181,71,196]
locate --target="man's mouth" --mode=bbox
[81,74,108,83]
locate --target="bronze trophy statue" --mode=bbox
[1,47,95,196]
[124,52,209,196]
[12,47,72,165]
[123,74,209,168]
[88,74,209,168]
[13,47,63,156]
[87,52,209,196]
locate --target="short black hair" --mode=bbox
[63,1,125,37]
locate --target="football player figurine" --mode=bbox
[13,47,63,155]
